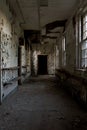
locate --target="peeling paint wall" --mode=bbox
[57,0,87,73]
[56,0,87,104]
[58,20,76,72]
[21,44,31,81]
[55,44,59,69]
[31,39,56,75]
[0,0,23,101]
[0,0,32,102]
[65,21,76,72]
[21,45,27,75]
[1,31,18,98]
[26,46,31,74]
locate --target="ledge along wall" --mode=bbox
[56,0,87,107]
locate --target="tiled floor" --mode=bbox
[0,75,87,130]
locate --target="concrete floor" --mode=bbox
[0,75,87,130]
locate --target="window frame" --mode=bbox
[77,11,87,68]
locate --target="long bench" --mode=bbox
[55,69,87,106]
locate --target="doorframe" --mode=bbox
[37,54,48,75]
[18,46,22,85]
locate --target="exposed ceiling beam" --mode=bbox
[46,20,67,32]
[46,30,60,34]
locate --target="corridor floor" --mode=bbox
[0,75,87,130]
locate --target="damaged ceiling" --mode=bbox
[8,0,80,41]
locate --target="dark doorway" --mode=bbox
[18,46,22,85]
[38,55,48,75]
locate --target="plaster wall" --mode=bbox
[0,0,23,100]
[31,40,56,75]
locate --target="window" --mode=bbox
[78,13,87,68]
[62,36,66,66]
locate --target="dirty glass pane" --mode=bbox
[85,58,87,67]
[82,41,87,50]
[82,50,85,58]
[85,49,87,58]
[79,18,81,42]
[82,58,85,67]
[83,32,86,39]
[86,15,87,21]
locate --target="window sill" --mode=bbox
[76,69,86,72]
